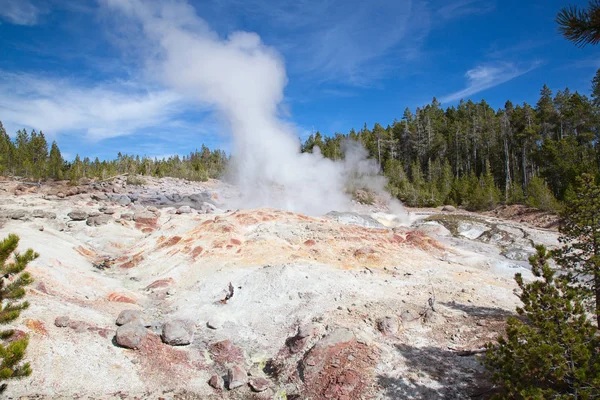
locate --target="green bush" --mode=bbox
[526,175,561,212]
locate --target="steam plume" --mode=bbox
[104,0,405,218]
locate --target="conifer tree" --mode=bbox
[554,173,600,326]
[485,246,600,398]
[0,234,37,393]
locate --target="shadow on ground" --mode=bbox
[441,301,514,320]
[377,344,497,399]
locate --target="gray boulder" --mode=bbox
[32,209,57,219]
[161,320,194,346]
[6,210,28,220]
[68,210,88,221]
[86,215,112,226]
[115,321,147,349]
[442,205,457,212]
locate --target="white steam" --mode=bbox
[104,0,406,218]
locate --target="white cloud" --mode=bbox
[0,0,41,25]
[440,61,541,103]
[0,71,188,140]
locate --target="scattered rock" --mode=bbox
[376,316,399,336]
[100,207,117,215]
[227,365,247,390]
[6,210,28,220]
[54,316,70,327]
[248,377,270,392]
[32,209,56,219]
[68,210,88,221]
[115,321,147,349]
[161,320,194,346]
[116,310,146,326]
[92,193,108,201]
[208,374,223,390]
[86,215,112,226]
[57,192,65,198]
[442,205,457,212]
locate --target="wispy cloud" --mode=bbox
[437,0,495,20]
[0,0,42,25]
[440,61,541,103]
[202,0,431,87]
[0,71,192,141]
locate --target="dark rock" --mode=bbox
[161,319,194,346]
[115,321,146,349]
[54,316,70,327]
[227,365,247,390]
[248,377,270,392]
[68,210,88,221]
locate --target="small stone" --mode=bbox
[227,365,247,390]
[38,226,44,232]
[68,210,88,221]
[147,206,158,212]
[115,321,146,349]
[208,374,223,390]
[116,309,146,326]
[442,205,457,212]
[54,316,70,327]
[57,192,66,198]
[248,377,270,392]
[161,319,194,346]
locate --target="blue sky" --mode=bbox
[0,0,598,160]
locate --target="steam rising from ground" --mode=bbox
[105,0,406,218]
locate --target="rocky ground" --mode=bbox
[0,176,559,399]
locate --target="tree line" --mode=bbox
[301,76,600,212]
[0,124,228,183]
